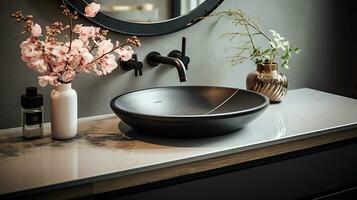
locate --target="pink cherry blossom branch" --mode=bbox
[91,36,141,63]
[11,11,35,36]
[12,3,141,87]
[67,16,73,52]
[90,42,130,64]
[88,43,98,53]
[61,0,75,72]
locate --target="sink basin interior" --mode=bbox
[113,87,267,117]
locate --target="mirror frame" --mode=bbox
[65,0,224,36]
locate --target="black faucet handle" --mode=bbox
[120,54,143,76]
[181,37,186,57]
[134,60,143,76]
[168,37,190,70]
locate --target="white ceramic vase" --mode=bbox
[50,83,77,140]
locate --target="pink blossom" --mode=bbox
[79,63,95,73]
[60,44,69,54]
[48,43,62,55]
[73,24,82,33]
[28,59,48,73]
[78,26,96,42]
[97,39,113,56]
[85,3,100,18]
[45,42,66,57]
[115,46,133,61]
[62,70,76,83]
[97,54,117,75]
[51,61,66,73]
[70,39,85,51]
[64,39,89,67]
[76,51,94,73]
[31,23,42,37]
[38,75,59,87]
[81,51,94,65]
[20,38,43,63]
[44,42,67,72]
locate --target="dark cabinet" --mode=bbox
[105,142,357,200]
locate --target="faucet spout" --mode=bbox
[147,52,187,82]
[163,57,187,82]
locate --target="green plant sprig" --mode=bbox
[215,8,301,69]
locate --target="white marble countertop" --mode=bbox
[1,88,357,195]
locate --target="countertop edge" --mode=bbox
[4,126,357,199]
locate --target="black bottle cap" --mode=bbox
[21,87,43,108]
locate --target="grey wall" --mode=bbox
[0,0,356,129]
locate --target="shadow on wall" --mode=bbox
[317,1,357,98]
[337,1,357,99]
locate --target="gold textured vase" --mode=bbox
[246,63,287,103]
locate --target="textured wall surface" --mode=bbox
[0,0,356,128]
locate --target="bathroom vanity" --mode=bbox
[1,88,357,199]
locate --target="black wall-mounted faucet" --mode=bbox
[168,37,190,70]
[146,37,190,82]
[120,54,143,77]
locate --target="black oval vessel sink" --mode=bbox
[111,86,269,138]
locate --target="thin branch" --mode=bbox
[90,42,130,64]
[61,0,73,53]
[89,44,97,52]
[67,15,73,52]
[243,21,256,50]
[220,32,249,41]
[216,10,272,42]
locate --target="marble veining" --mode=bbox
[0,118,136,157]
[1,88,357,195]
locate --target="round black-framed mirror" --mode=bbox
[65,0,223,36]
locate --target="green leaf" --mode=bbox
[294,48,301,54]
[263,49,271,54]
